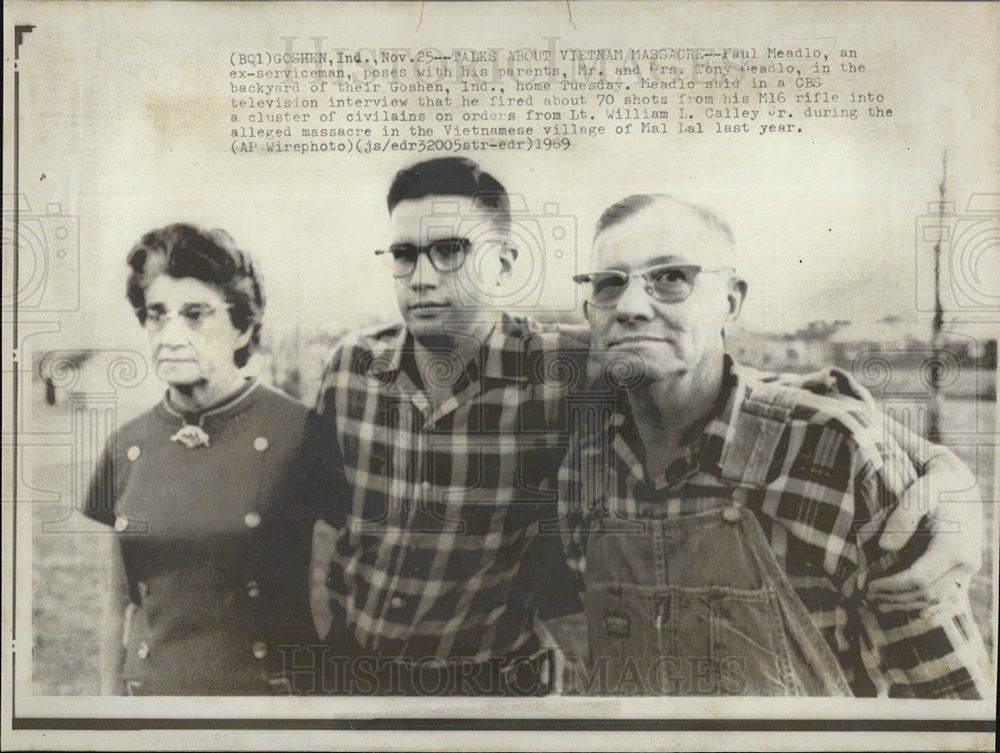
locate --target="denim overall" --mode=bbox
[582,384,853,696]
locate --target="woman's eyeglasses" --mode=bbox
[572,264,733,308]
[375,238,472,279]
[143,303,232,330]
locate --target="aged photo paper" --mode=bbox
[2,1,997,750]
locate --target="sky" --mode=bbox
[7,1,998,363]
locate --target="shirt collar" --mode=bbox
[371,322,410,377]
[480,313,530,382]
[698,355,746,459]
[383,312,528,389]
[159,377,261,427]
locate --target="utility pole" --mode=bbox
[928,149,947,443]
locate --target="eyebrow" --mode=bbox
[637,255,690,267]
[394,236,467,244]
[595,256,692,272]
[144,301,214,309]
[389,237,468,249]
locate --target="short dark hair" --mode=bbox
[595,193,735,249]
[386,157,511,232]
[125,223,265,368]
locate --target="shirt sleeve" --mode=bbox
[83,438,119,527]
[750,365,875,408]
[556,428,594,594]
[314,340,348,418]
[848,437,993,699]
[750,365,974,484]
[310,345,355,645]
[298,409,350,529]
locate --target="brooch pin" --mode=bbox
[171,424,211,449]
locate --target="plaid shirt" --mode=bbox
[315,314,588,661]
[559,356,993,698]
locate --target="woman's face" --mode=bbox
[143,275,249,388]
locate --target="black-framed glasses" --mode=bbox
[143,303,232,330]
[375,238,472,279]
[572,264,733,308]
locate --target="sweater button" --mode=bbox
[127,445,141,461]
[244,511,261,528]
[253,437,269,452]
[137,642,150,659]
[114,516,129,532]
[252,641,267,659]
[246,580,260,598]
[390,596,405,610]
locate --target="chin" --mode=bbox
[648,364,690,382]
[156,364,205,386]
[604,351,690,387]
[406,308,470,340]
[404,316,443,340]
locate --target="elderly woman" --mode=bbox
[84,224,342,695]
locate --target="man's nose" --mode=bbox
[410,251,440,289]
[614,276,654,324]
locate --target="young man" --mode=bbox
[313,159,982,696]
[313,158,588,695]
[559,194,992,697]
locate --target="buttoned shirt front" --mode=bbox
[84,380,330,695]
[558,357,993,698]
[315,314,588,661]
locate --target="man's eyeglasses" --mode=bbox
[375,238,471,279]
[143,303,232,330]
[572,264,733,308]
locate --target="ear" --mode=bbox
[496,241,517,283]
[725,277,747,324]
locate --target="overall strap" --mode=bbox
[718,380,802,489]
[716,378,854,695]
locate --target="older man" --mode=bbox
[559,194,992,697]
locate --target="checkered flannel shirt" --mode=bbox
[315,314,589,661]
[558,356,993,698]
